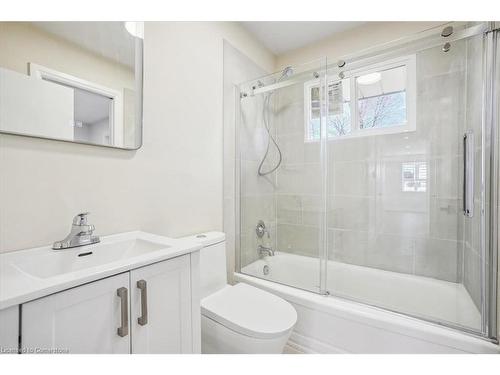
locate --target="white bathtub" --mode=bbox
[235,252,499,354]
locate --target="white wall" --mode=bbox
[0,22,274,253]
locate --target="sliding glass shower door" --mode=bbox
[237,58,329,293]
[237,22,498,340]
[323,30,489,333]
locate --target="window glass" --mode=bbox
[307,80,351,141]
[309,86,321,140]
[328,80,351,137]
[357,65,407,130]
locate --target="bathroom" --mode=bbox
[0,1,499,373]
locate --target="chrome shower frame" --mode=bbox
[483,23,499,340]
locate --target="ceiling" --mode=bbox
[31,22,136,68]
[241,22,365,55]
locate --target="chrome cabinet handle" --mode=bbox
[463,130,474,218]
[117,287,129,337]
[137,280,148,326]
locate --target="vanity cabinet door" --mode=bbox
[0,306,19,354]
[130,255,192,353]
[22,273,130,354]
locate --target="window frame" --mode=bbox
[303,54,416,142]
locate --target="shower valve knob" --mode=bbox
[256,220,268,238]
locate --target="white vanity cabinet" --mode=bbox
[21,254,198,354]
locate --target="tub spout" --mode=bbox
[258,244,275,257]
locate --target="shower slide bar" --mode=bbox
[333,22,489,71]
[241,22,490,98]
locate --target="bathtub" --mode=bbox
[235,252,499,354]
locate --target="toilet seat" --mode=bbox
[201,283,297,339]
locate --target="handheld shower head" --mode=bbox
[257,65,294,177]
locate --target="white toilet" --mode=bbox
[185,232,297,354]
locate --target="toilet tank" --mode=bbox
[182,232,227,298]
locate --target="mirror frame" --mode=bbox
[0,30,144,151]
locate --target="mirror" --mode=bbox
[0,22,143,149]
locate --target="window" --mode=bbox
[401,162,427,192]
[304,55,416,142]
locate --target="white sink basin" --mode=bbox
[12,238,168,279]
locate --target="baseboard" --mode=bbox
[285,331,348,354]
[283,342,306,354]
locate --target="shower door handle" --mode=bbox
[463,130,474,217]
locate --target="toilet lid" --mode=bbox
[201,283,297,339]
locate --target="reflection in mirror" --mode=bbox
[0,22,143,149]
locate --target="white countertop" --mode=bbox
[0,231,202,310]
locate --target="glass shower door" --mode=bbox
[236,22,497,340]
[237,58,329,294]
[324,25,495,335]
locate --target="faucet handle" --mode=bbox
[256,220,269,238]
[73,212,90,225]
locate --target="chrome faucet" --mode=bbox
[258,244,275,257]
[256,220,275,256]
[53,212,100,250]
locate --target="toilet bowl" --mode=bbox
[184,232,297,354]
[201,283,297,353]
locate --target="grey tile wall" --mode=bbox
[270,39,476,285]
[234,35,487,311]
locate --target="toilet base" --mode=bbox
[201,315,293,354]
